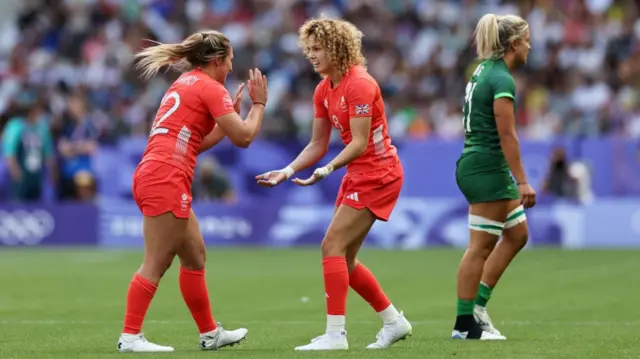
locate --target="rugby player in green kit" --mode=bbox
[452,13,536,340]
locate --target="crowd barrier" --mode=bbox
[1,197,638,249]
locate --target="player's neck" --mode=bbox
[327,68,344,88]
[199,66,224,83]
[502,54,517,72]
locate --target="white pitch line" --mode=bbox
[0,319,639,326]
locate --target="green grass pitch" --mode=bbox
[1,248,638,358]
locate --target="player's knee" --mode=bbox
[468,241,495,258]
[510,231,528,250]
[346,256,359,273]
[321,235,348,257]
[140,254,175,282]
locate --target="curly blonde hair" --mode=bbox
[298,17,366,75]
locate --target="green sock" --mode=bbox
[457,299,475,316]
[475,282,493,308]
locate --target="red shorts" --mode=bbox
[132,160,193,219]
[335,161,404,221]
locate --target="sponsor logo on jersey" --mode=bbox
[340,96,347,112]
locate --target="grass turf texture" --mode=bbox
[0,248,638,358]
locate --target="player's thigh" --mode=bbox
[177,210,206,270]
[456,153,519,205]
[322,205,377,255]
[133,161,193,221]
[142,212,188,265]
[134,161,193,264]
[502,199,529,246]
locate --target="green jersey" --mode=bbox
[461,59,516,155]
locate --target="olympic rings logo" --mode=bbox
[0,210,55,245]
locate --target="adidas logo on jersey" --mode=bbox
[346,193,359,202]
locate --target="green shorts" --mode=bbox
[455,152,519,204]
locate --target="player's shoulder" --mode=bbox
[486,60,513,80]
[349,66,376,83]
[173,70,220,92]
[315,77,330,92]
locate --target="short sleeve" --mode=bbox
[346,78,376,118]
[491,74,516,101]
[2,119,22,157]
[313,83,328,119]
[201,83,236,119]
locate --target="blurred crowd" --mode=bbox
[1,0,640,202]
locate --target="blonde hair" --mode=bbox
[133,30,230,80]
[475,14,529,60]
[298,17,366,75]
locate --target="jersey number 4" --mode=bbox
[150,91,181,137]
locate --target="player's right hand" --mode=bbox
[518,183,537,208]
[256,170,287,187]
[248,68,268,105]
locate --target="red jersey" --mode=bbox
[140,69,235,179]
[313,65,399,174]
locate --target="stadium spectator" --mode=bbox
[56,94,98,200]
[1,96,56,201]
[2,0,640,201]
[192,157,236,203]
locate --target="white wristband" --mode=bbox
[313,164,334,178]
[281,166,295,179]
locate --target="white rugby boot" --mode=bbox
[366,311,413,349]
[451,329,506,340]
[200,325,248,350]
[294,331,348,351]
[474,305,504,337]
[117,333,174,352]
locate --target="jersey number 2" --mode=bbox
[150,91,181,136]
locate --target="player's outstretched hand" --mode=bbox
[233,82,245,114]
[518,183,537,208]
[256,170,288,187]
[291,174,322,186]
[292,165,333,187]
[248,68,268,105]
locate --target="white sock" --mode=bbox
[326,315,345,333]
[378,304,400,324]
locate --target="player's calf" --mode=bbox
[454,213,503,340]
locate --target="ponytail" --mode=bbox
[134,31,231,80]
[474,14,529,60]
[475,14,501,60]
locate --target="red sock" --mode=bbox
[179,267,217,334]
[349,263,391,312]
[323,256,349,316]
[122,273,158,334]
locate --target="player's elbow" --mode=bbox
[231,137,251,148]
[353,139,367,156]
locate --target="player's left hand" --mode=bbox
[292,165,333,186]
[233,82,245,114]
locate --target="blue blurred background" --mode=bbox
[1,0,640,249]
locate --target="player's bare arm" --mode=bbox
[327,115,370,171]
[214,69,267,148]
[494,97,536,207]
[256,117,332,187]
[199,126,226,153]
[292,115,371,187]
